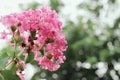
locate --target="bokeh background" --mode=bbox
[0,0,120,80]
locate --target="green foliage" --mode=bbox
[26,52,34,63]
[49,0,64,12]
[0,45,21,80]
[1,70,19,80]
[0,52,8,68]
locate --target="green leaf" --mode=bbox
[0,51,9,68]
[1,70,20,80]
[99,49,110,61]
[0,73,4,80]
[0,57,8,68]
[5,62,16,71]
[86,56,97,64]
[26,52,34,63]
[0,45,14,57]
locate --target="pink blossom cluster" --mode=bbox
[0,6,67,80]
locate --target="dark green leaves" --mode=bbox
[26,52,34,63]
[0,54,8,69]
[1,70,20,80]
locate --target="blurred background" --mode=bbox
[0,0,120,80]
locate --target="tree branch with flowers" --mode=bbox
[0,6,67,80]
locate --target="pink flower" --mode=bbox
[16,69,24,80]
[0,31,8,39]
[0,6,67,78]
[38,57,60,71]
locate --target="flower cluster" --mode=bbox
[0,6,67,80]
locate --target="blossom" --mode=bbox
[0,6,67,79]
[16,69,24,80]
[0,31,8,39]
